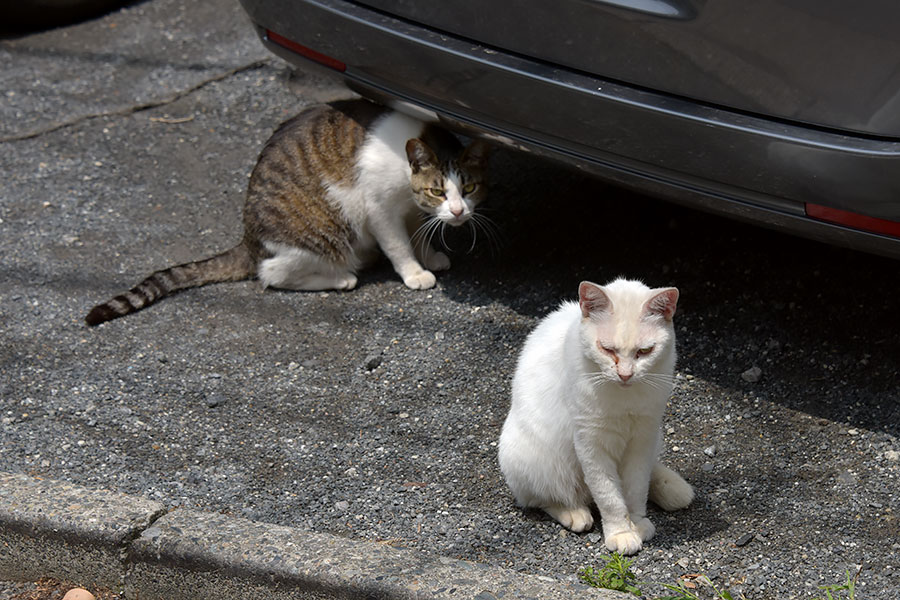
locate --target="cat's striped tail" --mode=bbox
[85,243,256,326]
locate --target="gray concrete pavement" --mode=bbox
[0,472,623,599]
[1,0,899,598]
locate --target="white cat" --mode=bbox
[498,278,694,555]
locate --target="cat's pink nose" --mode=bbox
[619,373,632,383]
[451,206,464,217]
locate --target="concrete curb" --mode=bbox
[0,472,626,599]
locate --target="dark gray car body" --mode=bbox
[238,0,900,258]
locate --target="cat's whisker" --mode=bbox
[410,218,432,251]
[477,214,505,250]
[427,219,444,253]
[411,216,440,259]
[428,218,443,250]
[640,373,678,392]
[466,220,478,253]
[439,221,453,252]
[471,211,502,236]
[411,214,434,239]
[469,212,504,257]
[582,373,611,389]
[644,373,677,384]
[641,379,667,392]
[415,216,441,256]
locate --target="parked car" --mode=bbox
[238,0,900,258]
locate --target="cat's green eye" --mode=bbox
[426,187,446,198]
[636,346,654,357]
[462,182,478,195]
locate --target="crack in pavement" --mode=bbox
[0,58,274,144]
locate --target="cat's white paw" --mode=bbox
[425,251,451,271]
[632,516,656,542]
[403,269,437,290]
[605,530,643,555]
[544,505,593,532]
[335,274,358,290]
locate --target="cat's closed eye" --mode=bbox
[599,344,618,362]
[598,344,654,361]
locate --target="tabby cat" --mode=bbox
[86,99,489,326]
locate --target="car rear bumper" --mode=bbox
[240,0,900,258]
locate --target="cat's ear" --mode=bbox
[459,139,491,169]
[644,288,679,321]
[578,281,611,318]
[406,139,439,174]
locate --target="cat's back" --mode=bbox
[252,99,390,189]
[242,100,394,259]
[514,301,581,391]
[522,301,580,355]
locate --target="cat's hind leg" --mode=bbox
[648,463,694,511]
[259,244,357,291]
[543,504,593,533]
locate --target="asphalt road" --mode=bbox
[2,1,899,598]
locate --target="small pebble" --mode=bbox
[741,366,762,383]
[735,533,754,547]
[703,445,717,457]
[837,470,857,485]
[365,354,383,371]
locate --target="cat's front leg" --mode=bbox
[620,419,662,543]
[575,434,644,555]
[419,246,451,272]
[603,523,644,556]
[369,212,436,289]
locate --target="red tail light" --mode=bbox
[265,29,346,72]
[806,203,900,238]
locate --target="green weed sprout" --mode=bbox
[650,575,734,600]
[579,552,642,596]
[813,569,858,600]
